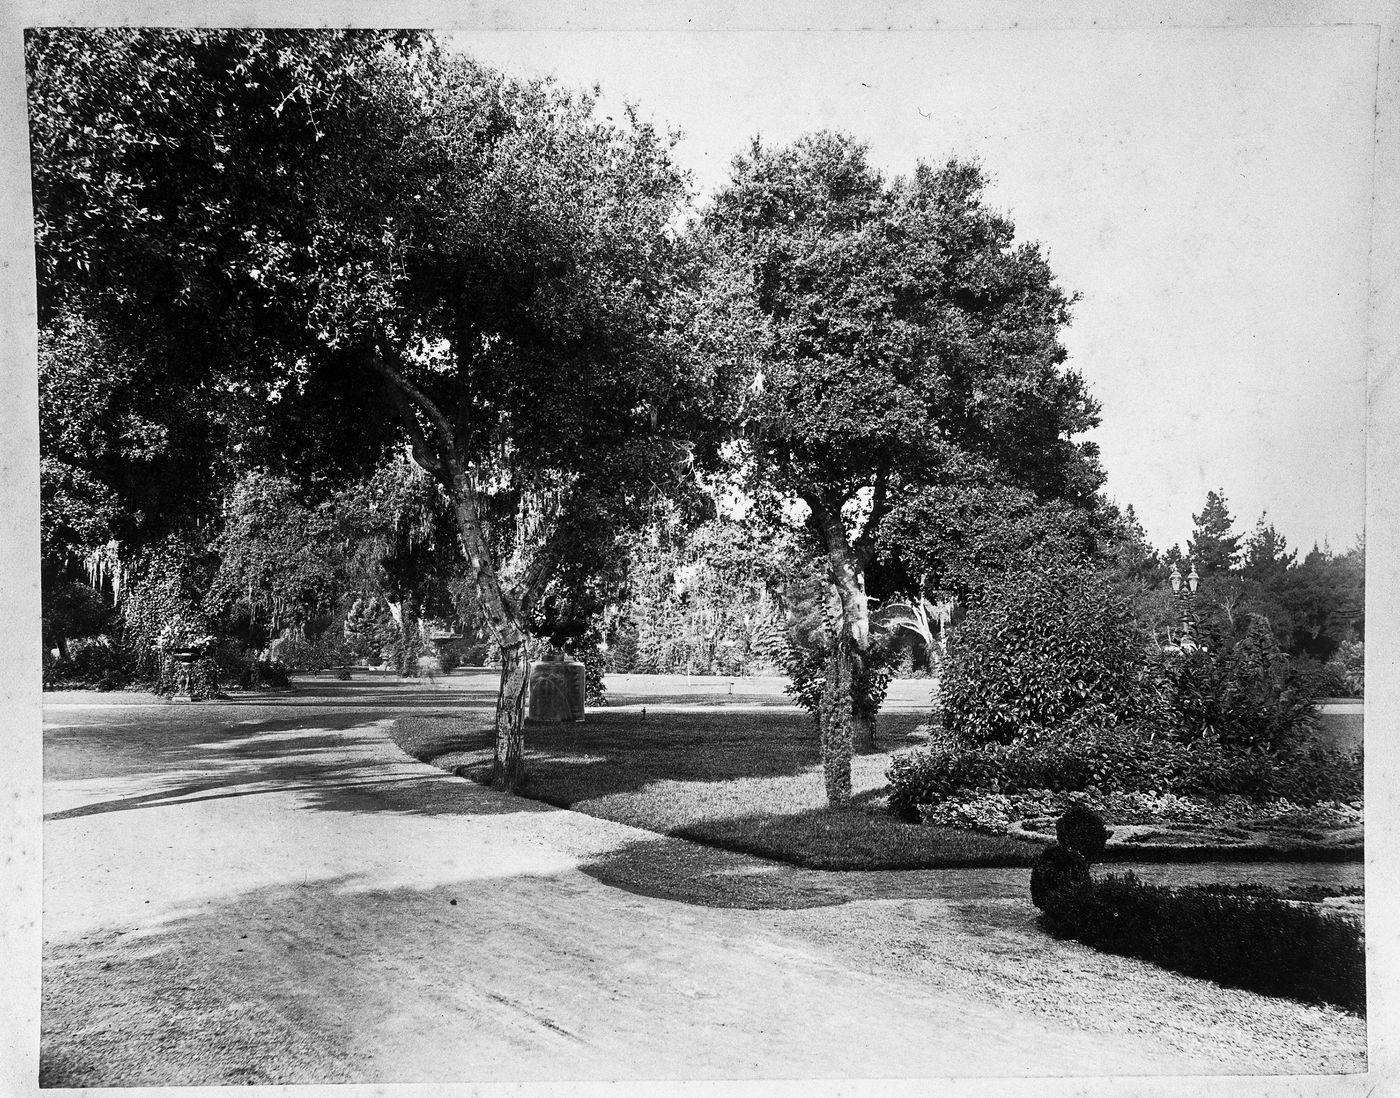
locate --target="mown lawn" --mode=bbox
[392,702,1042,870]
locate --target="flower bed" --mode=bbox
[918,789,1362,853]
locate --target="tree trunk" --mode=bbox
[370,350,561,793]
[493,640,530,789]
[851,709,876,753]
[805,495,878,802]
[433,467,536,789]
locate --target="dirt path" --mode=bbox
[42,676,1365,1086]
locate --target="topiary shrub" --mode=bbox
[1029,844,1091,910]
[1056,801,1111,860]
[939,562,1151,746]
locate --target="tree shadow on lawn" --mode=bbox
[399,707,931,796]
[577,828,1039,909]
[389,708,1044,871]
[301,772,554,817]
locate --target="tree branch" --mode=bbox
[855,466,890,567]
[512,493,573,621]
[365,341,459,466]
[379,374,446,479]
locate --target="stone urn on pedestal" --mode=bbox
[156,615,216,702]
[164,645,206,702]
[526,651,586,723]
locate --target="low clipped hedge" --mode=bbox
[1038,872,1365,1014]
[886,724,1362,823]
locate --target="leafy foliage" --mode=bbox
[42,638,133,691]
[118,538,221,697]
[938,562,1152,745]
[1326,640,1365,697]
[607,514,790,677]
[41,580,114,655]
[1155,610,1318,751]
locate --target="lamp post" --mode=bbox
[1170,561,1200,649]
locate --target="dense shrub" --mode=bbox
[1292,655,1349,701]
[1156,612,1317,751]
[939,563,1151,745]
[213,646,291,690]
[1038,872,1365,1014]
[42,637,132,690]
[275,634,318,672]
[886,724,1362,823]
[438,647,461,673]
[1326,641,1364,697]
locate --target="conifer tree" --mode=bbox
[1187,490,1243,576]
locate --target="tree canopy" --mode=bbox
[29,28,718,785]
[703,132,1106,802]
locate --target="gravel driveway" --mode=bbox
[41,674,1366,1086]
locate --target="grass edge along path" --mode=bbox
[390,704,1362,872]
[391,709,1041,870]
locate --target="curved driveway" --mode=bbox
[42,673,1364,1086]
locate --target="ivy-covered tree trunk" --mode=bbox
[819,635,855,805]
[810,497,877,757]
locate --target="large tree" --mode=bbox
[28,30,710,785]
[29,29,420,579]
[703,133,1104,805]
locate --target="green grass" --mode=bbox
[391,707,1041,870]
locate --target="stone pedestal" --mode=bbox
[527,652,586,723]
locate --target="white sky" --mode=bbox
[449,25,1376,556]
